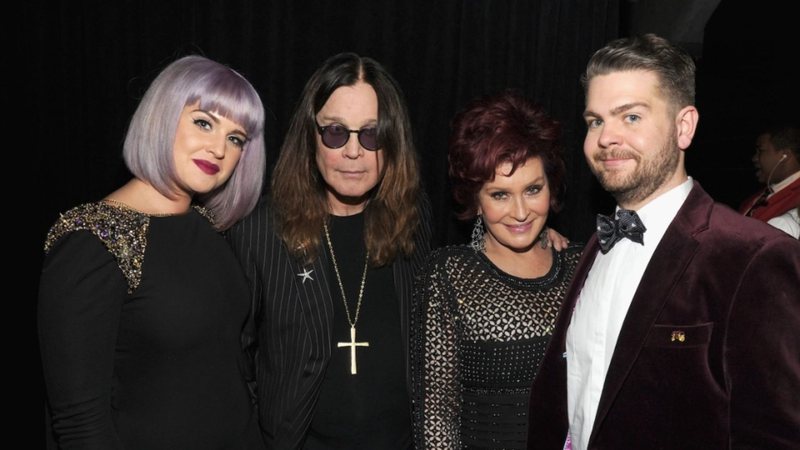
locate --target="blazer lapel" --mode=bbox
[528,234,600,444]
[589,184,710,443]
[288,249,335,365]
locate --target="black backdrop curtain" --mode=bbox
[21,0,800,442]
[26,0,800,443]
[32,0,619,248]
[28,1,619,442]
[25,0,797,444]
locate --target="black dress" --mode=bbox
[412,244,582,450]
[38,202,264,450]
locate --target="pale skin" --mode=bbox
[312,80,571,250]
[315,80,385,217]
[582,70,698,210]
[547,228,569,251]
[105,103,247,214]
[479,157,554,279]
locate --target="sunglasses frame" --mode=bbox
[315,123,380,151]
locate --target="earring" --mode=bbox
[470,216,485,252]
[539,227,550,249]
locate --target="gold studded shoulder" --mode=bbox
[44,202,150,293]
[191,204,215,225]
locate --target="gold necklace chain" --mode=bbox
[323,222,369,328]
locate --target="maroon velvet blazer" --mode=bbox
[527,182,800,449]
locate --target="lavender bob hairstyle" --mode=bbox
[123,55,266,230]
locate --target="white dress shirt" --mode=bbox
[565,177,693,450]
[766,171,800,238]
[767,207,800,238]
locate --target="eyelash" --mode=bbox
[194,118,247,149]
[489,186,542,200]
[194,118,212,130]
[229,136,246,148]
[587,114,641,128]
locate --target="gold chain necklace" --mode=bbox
[323,221,370,375]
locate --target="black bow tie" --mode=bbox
[596,209,647,254]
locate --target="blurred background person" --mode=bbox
[739,123,799,237]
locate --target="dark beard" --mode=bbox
[592,133,680,206]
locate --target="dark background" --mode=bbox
[27,0,793,444]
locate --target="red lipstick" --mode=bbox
[193,159,220,175]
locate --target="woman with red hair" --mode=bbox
[412,90,581,449]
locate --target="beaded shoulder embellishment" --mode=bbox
[191,204,215,225]
[44,202,150,293]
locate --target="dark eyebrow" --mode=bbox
[316,114,378,128]
[584,102,649,119]
[610,102,649,116]
[528,176,546,184]
[191,108,220,124]
[194,108,248,138]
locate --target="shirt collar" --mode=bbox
[771,170,800,193]
[617,177,693,244]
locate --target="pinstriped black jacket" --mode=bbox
[228,197,433,449]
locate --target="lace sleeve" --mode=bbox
[412,249,461,450]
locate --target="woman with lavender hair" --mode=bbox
[38,55,267,449]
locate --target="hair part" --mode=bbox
[581,33,696,113]
[123,55,266,230]
[271,52,420,265]
[448,89,565,220]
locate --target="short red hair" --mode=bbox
[448,90,565,219]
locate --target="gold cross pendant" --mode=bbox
[337,326,369,374]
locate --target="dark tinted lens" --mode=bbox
[321,124,349,148]
[357,128,379,150]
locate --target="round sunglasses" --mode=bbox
[316,123,380,151]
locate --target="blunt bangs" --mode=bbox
[187,74,265,142]
[123,55,266,230]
